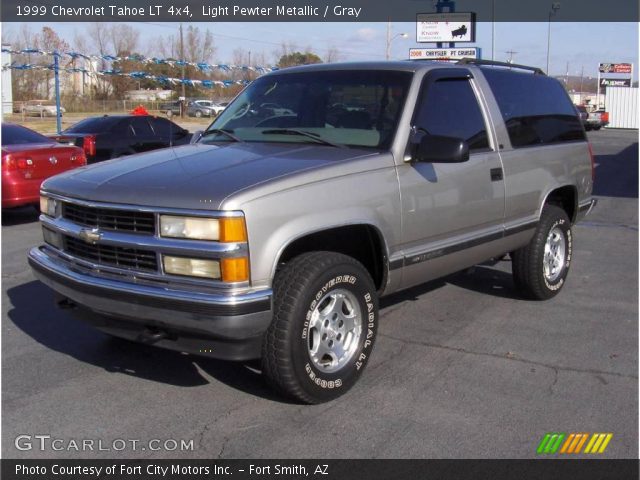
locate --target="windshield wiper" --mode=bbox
[261,129,346,148]
[200,128,243,143]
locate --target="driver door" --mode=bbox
[397,69,506,288]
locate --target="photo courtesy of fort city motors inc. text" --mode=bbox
[0,0,638,478]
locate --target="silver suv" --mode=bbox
[30,60,596,403]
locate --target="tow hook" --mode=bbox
[55,295,77,310]
[137,328,169,345]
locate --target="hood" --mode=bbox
[42,142,378,210]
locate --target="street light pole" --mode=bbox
[546,3,560,74]
[385,21,408,61]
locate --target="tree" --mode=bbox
[277,51,322,68]
[6,25,71,101]
[324,46,342,63]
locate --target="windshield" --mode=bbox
[203,70,413,149]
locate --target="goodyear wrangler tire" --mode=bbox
[512,205,572,300]
[262,252,379,404]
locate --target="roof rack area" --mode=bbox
[456,59,546,75]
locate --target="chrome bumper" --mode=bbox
[29,246,273,359]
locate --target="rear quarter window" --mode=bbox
[481,68,585,148]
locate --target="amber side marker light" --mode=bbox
[219,217,247,243]
[222,257,249,283]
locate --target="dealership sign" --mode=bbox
[409,48,479,61]
[598,63,632,74]
[416,12,476,43]
[600,78,631,87]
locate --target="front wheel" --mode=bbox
[512,205,572,300]
[262,252,379,404]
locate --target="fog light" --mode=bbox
[163,256,221,279]
[42,227,62,249]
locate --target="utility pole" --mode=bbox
[506,50,517,64]
[179,23,185,117]
[579,65,584,105]
[386,20,391,60]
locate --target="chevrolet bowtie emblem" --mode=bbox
[78,228,102,245]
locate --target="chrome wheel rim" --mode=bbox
[307,289,362,373]
[543,226,566,282]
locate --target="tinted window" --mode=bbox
[2,124,52,145]
[64,117,120,134]
[150,118,182,137]
[414,78,490,151]
[482,68,585,147]
[130,118,154,136]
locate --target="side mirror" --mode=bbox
[190,130,203,144]
[414,134,469,163]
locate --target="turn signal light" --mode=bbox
[221,257,249,283]
[219,217,247,243]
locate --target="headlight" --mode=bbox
[39,195,57,217]
[163,256,221,279]
[159,215,247,242]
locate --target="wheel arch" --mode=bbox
[274,224,390,293]
[542,185,578,224]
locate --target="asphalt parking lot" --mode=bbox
[2,129,637,459]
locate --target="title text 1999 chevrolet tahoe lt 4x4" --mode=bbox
[29,59,596,403]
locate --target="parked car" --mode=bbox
[22,100,66,117]
[50,115,191,164]
[30,59,596,403]
[2,123,85,209]
[575,104,590,129]
[160,100,181,116]
[187,100,226,118]
[588,110,609,130]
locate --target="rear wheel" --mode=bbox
[512,205,572,300]
[262,252,378,404]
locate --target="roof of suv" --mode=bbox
[268,60,545,76]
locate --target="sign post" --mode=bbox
[54,52,62,135]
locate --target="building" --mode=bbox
[1,45,13,114]
[124,89,174,102]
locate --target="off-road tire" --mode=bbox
[262,252,379,404]
[512,205,572,300]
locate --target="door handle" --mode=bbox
[490,168,503,181]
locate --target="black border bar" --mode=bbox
[1,0,638,22]
[2,459,639,480]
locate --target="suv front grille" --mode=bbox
[62,203,155,234]
[63,235,158,272]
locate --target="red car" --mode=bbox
[2,123,86,209]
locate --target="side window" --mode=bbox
[482,68,585,148]
[414,78,490,152]
[130,118,154,137]
[110,119,130,137]
[150,118,173,137]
